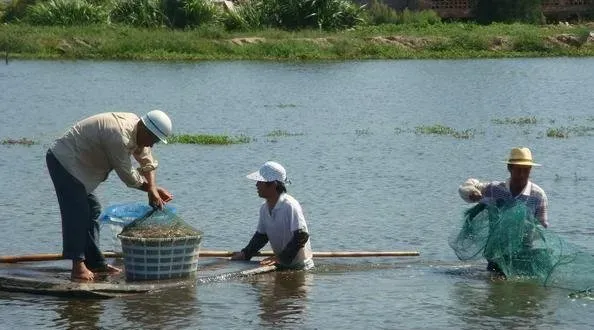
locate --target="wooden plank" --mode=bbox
[0,261,277,298]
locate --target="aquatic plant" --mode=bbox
[415,124,455,135]
[355,128,370,136]
[451,129,475,139]
[266,130,304,137]
[264,104,297,108]
[567,126,594,137]
[491,116,537,125]
[546,127,569,138]
[168,133,252,145]
[414,124,475,139]
[545,126,594,138]
[1,137,37,146]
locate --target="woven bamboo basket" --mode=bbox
[118,234,202,281]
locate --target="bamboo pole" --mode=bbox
[0,250,420,263]
[199,251,421,258]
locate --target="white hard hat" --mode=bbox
[246,161,287,182]
[141,110,172,144]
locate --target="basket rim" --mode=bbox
[117,233,202,242]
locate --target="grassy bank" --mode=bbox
[1,22,594,61]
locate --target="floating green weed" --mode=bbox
[451,130,475,139]
[1,137,37,146]
[265,104,297,108]
[545,126,594,138]
[568,126,594,137]
[415,124,455,135]
[168,133,251,145]
[414,124,475,139]
[546,127,569,138]
[266,129,303,137]
[491,116,537,125]
[355,128,370,136]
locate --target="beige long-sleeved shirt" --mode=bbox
[50,112,158,193]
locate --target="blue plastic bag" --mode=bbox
[99,202,177,227]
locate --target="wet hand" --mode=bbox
[148,189,165,210]
[157,187,173,203]
[260,256,279,266]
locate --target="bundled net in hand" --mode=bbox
[449,201,593,296]
[119,208,202,239]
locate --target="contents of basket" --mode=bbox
[118,208,203,281]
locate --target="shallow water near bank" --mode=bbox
[1,58,593,329]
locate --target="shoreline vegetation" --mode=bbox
[2,22,594,61]
[1,0,594,61]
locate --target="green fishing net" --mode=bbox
[449,202,593,296]
[119,208,202,239]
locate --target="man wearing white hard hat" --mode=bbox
[231,161,314,270]
[457,146,549,273]
[46,110,174,281]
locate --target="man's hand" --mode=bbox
[230,251,245,260]
[148,188,165,210]
[157,187,173,203]
[148,187,173,210]
[260,256,279,266]
[468,189,482,202]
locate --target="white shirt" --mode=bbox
[256,193,313,268]
[50,112,158,193]
[459,178,549,228]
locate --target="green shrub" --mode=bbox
[161,0,186,27]
[365,0,399,25]
[399,9,440,26]
[26,0,107,25]
[183,0,221,27]
[2,0,38,22]
[110,0,165,28]
[305,0,365,30]
[512,31,549,52]
[224,0,364,31]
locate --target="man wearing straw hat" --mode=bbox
[458,147,549,272]
[46,110,174,281]
[231,161,314,270]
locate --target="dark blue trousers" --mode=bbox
[46,149,106,270]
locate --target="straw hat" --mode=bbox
[506,147,541,167]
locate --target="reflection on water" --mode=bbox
[53,298,105,330]
[117,286,200,329]
[46,285,199,330]
[251,270,312,328]
[452,279,553,329]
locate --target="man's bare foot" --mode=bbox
[72,260,94,281]
[92,264,122,275]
